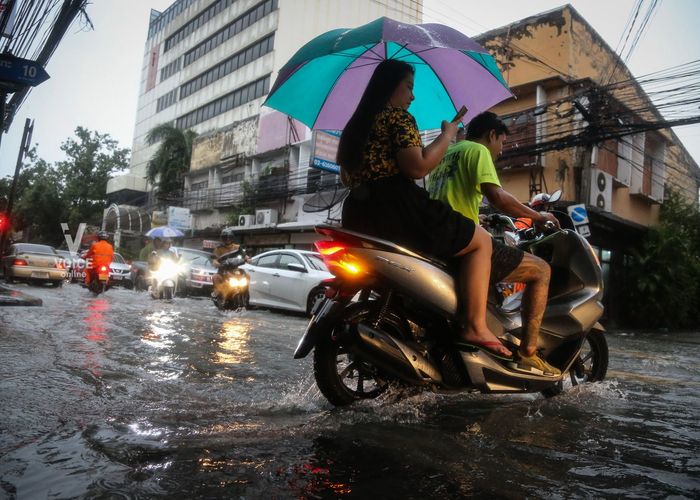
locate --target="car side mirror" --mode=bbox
[287,262,307,273]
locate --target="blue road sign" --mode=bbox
[0,54,50,87]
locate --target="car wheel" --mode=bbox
[306,286,327,316]
[50,280,63,288]
[4,267,14,284]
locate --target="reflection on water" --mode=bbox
[142,310,181,347]
[214,320,253,365]
[81,298,110,377]
[2,283,698,498]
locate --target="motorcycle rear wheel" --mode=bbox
[313,302,403,406]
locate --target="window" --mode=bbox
[278,254,303,269]
[304,254,328,272]
[179,34,274,99]
[192,180,208,191]
[222,172,244,184]
[175,74,270,129]
[182,0,277,66]
[255,254,278,268]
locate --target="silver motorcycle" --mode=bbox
[295,212,608,406]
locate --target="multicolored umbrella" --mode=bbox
[264,17,512,131]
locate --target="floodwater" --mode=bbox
[0,283,698,498]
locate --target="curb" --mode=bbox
[0,285,43,306]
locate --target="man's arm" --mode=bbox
[482,183,559,227]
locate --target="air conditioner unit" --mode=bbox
[255,208,278,226]
[238,214,254,227]
[589,168,613,212]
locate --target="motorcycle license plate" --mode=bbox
[31,271,49,279]
[98,273,109,281]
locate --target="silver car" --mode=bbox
[241,249,332,315]
[2,243,67,287]
[109,253,134,288]
[183,254,217,295]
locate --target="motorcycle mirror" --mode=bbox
[548,189,563,203]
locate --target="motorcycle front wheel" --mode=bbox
[313,302,404,406]
[542,330,608,397]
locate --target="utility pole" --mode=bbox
[0,116,32,253]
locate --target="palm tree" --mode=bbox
[145,124,197,200]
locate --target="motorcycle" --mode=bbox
[212,249,249,310]
[148,255,183,300]
[84,264,110,296]
[295,212,608,406]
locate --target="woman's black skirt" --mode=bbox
[342,174,476,260]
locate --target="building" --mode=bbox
[106,0,423,246]
[472,5,700,321]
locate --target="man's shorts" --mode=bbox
[490,239,525,284]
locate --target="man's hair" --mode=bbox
[466,111,509,140]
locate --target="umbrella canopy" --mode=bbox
[146,226,184,239]
[264,17,512,131]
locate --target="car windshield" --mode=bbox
[176,248,212,261]
[15,244,56,255]
[303,253,328,272]
[190,255,214,267]
[112,253,125,264]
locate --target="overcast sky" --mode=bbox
[1,0,698,179]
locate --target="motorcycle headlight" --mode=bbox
[227,276,247,288]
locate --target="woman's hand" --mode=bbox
[441,119,459,140]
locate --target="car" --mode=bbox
[241,249,333,315]
[2,243,67,287]
[183,254,217,295]
[109,253,133,288]
[54,250,82,282]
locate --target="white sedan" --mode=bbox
[241,249,332,315]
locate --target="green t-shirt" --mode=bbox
[427,140,501,223]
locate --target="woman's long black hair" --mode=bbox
[337,59,415,175]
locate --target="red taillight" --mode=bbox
[314,240,367,278]
[55,261,65,270]
[13,259,28,266]
[315,240,347,257]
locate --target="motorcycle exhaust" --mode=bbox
[344,323,443,385]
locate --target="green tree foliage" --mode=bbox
[14,159,65,246]
[622,189,700,329]
[3,127,129,246]
[57,127,129,229]
[146,124,197,200]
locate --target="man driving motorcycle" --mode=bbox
[428,112,561,375]
[83,231,114,285]
[212,227,249,289]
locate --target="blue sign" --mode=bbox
[567,204,589,224]
[312,157,340,174]
[0,54,50,87]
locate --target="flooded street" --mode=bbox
[1,282,698,498]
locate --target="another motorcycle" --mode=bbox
[212,249,249,310]
[295,216,607,406]
[149,256,183,300]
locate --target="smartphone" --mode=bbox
[452,105,468,123]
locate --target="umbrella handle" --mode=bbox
[452,105,468,123]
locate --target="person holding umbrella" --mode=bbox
[338,59,511,359]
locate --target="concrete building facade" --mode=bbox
[106,0,423,233]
